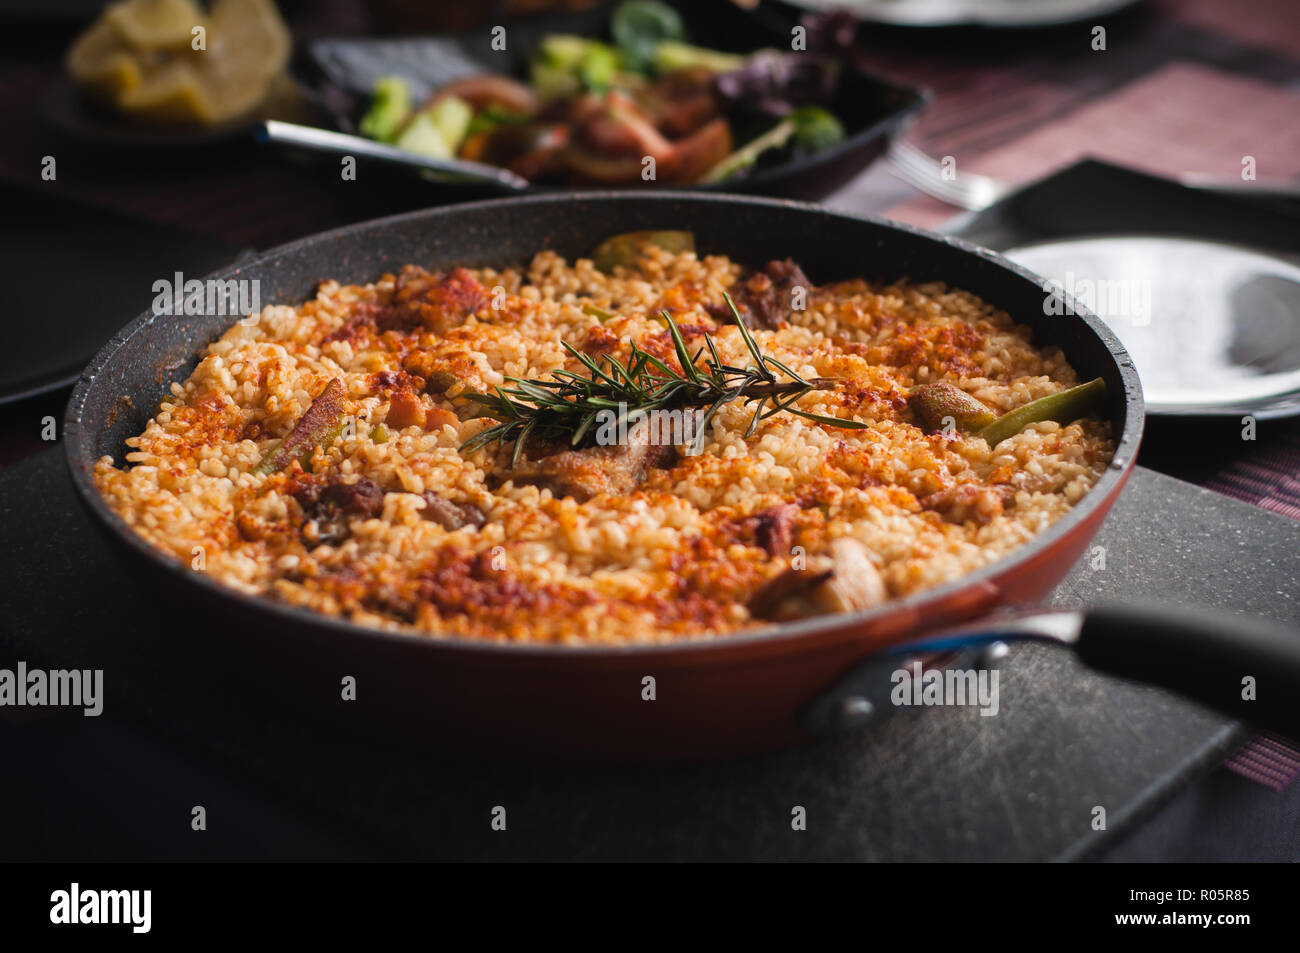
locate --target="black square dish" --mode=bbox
[304,0,926,199]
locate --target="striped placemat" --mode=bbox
[1224,734,1300,793]
[1204,434,1300,522]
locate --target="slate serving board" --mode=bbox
[945,159,1300,262]
[1,447,1297,861]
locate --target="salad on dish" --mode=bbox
[356,1,848,187]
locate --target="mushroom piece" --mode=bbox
[814,538,889,613]
[748,538,886,621]
[907,382,997,435]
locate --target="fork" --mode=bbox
[888,140,1300,210]
[258,120,531,192]
[887,140,1014,211]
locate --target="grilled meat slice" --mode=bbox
[504,439,676,502]
[919,484,1011,525]
[750,503,799,559]
[293,474,385,545]
[710,258,811,330]
[420,491,487,531]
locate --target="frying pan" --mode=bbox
[63,193,1300,759]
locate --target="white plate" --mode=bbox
[784,0,1139,28]
[1005,235,1300,417]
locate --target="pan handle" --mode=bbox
[804,603,1300,741]
[1076,603,1300,742]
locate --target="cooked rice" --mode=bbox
[94,246,1114,644]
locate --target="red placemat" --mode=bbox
[884,62,1300,228]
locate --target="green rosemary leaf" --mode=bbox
[691,392,731,456]
[761,355,808,386]
[602,352,639,392]
[704,333,723,371]
[639,352,680,381]
[786,407,872,429]
[507,380,562,404]
[745,398,766,438]
[761,391,804,419]
[495,385,522,417]
[562,341,623,391]
[459,426,501,454]
[512,418,537,468]
[660,310,702,384]
[572,412,599,446]
[724,292,774,383]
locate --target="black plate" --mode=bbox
[42,81,263,150]
[774,0,1140,28]
[304,1,926,200]
[42,73,329,152]
[0,184,239,404]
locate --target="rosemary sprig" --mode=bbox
[460,292,868,462]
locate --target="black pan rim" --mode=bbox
[63,190,1145,660]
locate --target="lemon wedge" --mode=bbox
[66,0,290,125]
[105,0,203,49]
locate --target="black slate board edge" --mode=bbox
[1065,722,1245,862]
[3,446,1298,860]
[943,158,1300,255]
